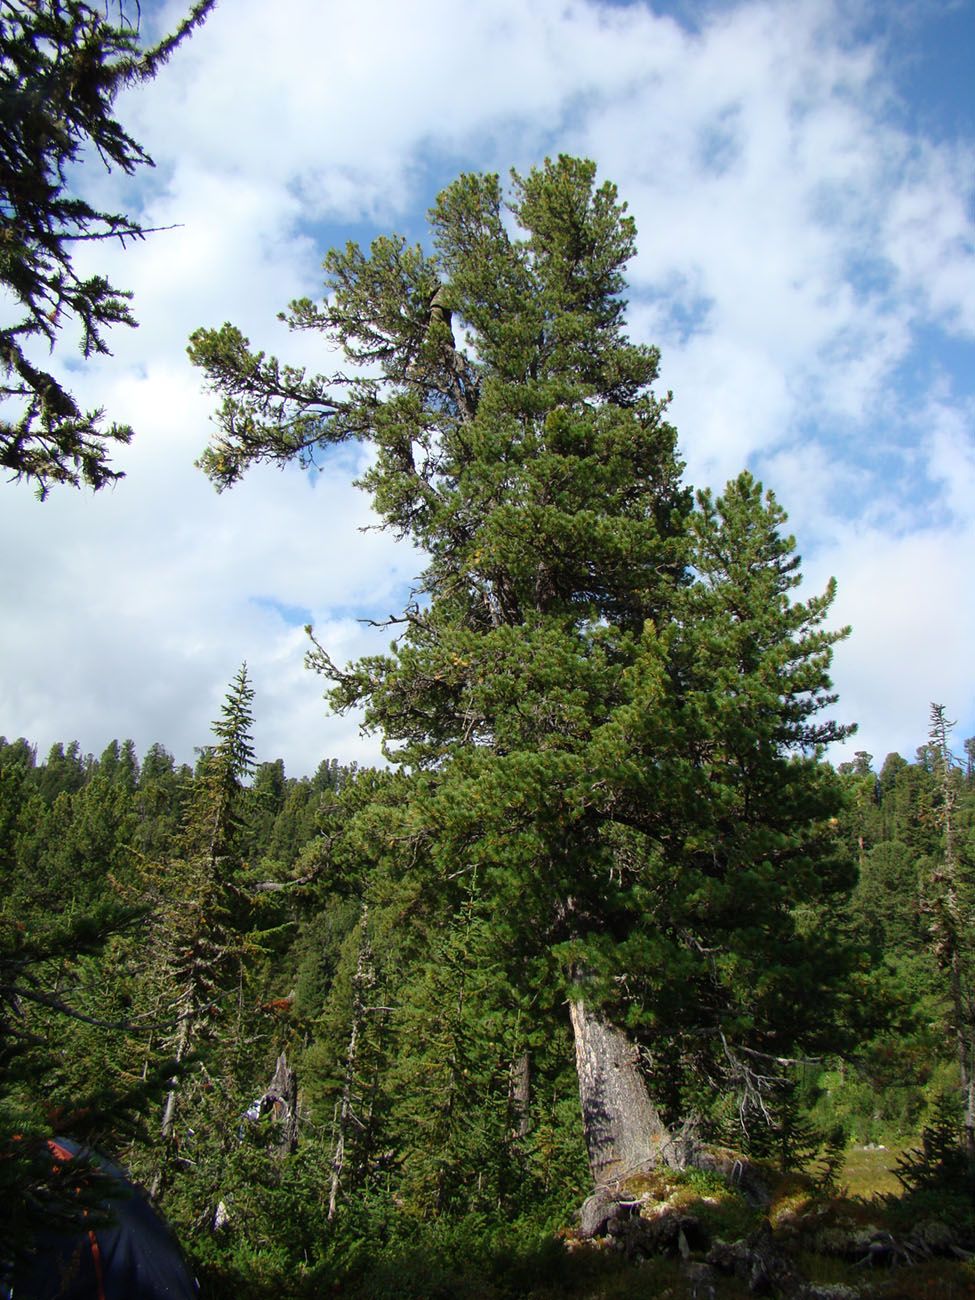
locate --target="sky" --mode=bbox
[1,0,973,778]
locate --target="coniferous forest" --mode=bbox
[2,704,975,1298]
[3,6,975,1297]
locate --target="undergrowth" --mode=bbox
[187,1105,975,1300]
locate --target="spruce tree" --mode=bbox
[144,665,260,1201]
[924,705,975,1156]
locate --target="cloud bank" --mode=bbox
[1,0,972,775]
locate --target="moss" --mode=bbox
[617,1166,758,1246]
[769,1171,816,1223]
[618,1170,671,1199]
[694,1193,758,1243]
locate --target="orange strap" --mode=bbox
[88,1229,106,1300]
[45,1141,107,1300]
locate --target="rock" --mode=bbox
[858,1230,900,1266]
[681,1259,718,1299]
[691,1145,771,1208]
[812,1220,896,1264]
[707,1220,807,1296]
[812,1225,850,1256]
[609,1207,707,1260]
[579,1186,623,1238]
[912,1218,956,1253]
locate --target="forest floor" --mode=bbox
[518,1144,975,1300]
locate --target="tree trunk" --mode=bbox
[159,1008,192,1144]
[265,1052,299,1156]
[328,908,372,1220]
[508,1049,531,1141]
[569,994,670,1187]
[151,1007,193,1201]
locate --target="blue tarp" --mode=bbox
[8,1139,198,1299]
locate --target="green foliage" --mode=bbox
[0,881,162,1285]
[142,668,265,1179]
[738,1080,823,1173]
[2,715,974,1295]
[34,740,89,802]
[191,157,859,1192]
[810,1127,848,1194]
[0,0,215,496]
[386,894,536,1215]
[808,1050,954,1145]
[894,1093,975,1197]
[10,150,975,1294]
[832,715,975,1146]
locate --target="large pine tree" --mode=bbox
[190,157,854,1188]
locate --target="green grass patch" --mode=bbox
[839,1142,910,1197]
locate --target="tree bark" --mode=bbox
[508,1050,531,1140]
[265,1052,299,1156]
[569,994,670,1187]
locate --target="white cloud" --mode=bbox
[922,397,975,524]
[810,517,975,766]
[883,142,975,335]
[0,362,419,774]
[3,0,974,775]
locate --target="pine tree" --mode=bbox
[0,756,148,1284]
[34,741,89,803]
[133,743,189,862]
[245,758,289,863]
[0,0,215,496]
[565,473,855,1146]
[837,751,880,873]
[191,157,854,1188]
[385,887,524,1215]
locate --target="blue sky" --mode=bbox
[1,0,972,776]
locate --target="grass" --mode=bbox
[839,1141,911,1197]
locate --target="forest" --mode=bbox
[3,4,975,1295]
[1,702,974,1298]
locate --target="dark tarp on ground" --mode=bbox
[9,1138,199,1299]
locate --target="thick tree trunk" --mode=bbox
[569,998,773,1232]
[569,994,670,1187]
